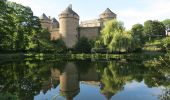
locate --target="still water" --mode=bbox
[0,60,169,100]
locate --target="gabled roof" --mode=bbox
[40,13,49,20]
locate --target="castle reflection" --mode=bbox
[50,62,101,100]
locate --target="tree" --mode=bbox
[144,20,166,37]
[0,1,42,52]
[162,19,170,28]
[74,37,94,53]
[98,20,139,53]
[52,39,67,53]
[7,2,41,51]
[161,37,170,51]
[0,0,15,51]
[131,24,145,48]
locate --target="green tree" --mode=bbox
[161,37,170,51]
[131,24,145,45]
[144,20,166,37]
[0,0,15,51]
[98,20,139,53]
[74,37,94,53]
[7,2,41,51]
[52,39,67,53]
[162,19,170,28]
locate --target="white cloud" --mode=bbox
[119,0,170,29]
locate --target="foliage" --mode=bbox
[74,37,94,53]
[144,20,166,37]
[161,37,170,51]
[131,23,145,46]
[97,20,141,53]
[0,1,67,53]
[162,19,170,28]
[52,39,67,53]
[0,1,41,52]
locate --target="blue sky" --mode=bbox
[9,0,170,29]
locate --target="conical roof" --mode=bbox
[51,18,59,23]
[100,8,117,19]
[101,8,116,15]
[51,17,59,28]
[40,13,50,20]
[60,6,79,17]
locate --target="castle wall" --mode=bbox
[80,19,101,27]
[40,20,51,31]
[79,27,100,40]
[50,28,61,40]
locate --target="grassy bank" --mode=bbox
[0,52,165,64]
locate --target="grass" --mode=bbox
[143,37,164,52]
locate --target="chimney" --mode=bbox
[49,16,51,19]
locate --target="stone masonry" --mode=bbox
[40,5,117,48]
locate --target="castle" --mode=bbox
[39,5,117,48]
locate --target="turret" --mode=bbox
[40,13,51,31]
[51,18,59,29]
[99,8,117,21]
[59,5,79,48]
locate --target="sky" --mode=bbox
[8,0,170,29]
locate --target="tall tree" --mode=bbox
[98,20,138,53]
[131,24,145,47]
[144,20,166,36]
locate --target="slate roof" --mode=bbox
[51,18,59,23]
[60,6,79,16]
[101,8,116,16]
[40,13,49,20]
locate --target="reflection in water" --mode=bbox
[0,60,169,100]
[59,63,79,100]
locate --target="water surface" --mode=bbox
[0,60,169,100]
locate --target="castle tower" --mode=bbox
[60,62,80,100]
[59,5,79,48]
[99,8,117,27]
[40,13,51,31]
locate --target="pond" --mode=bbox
[0,60,169,100]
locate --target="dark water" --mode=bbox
[0,60,169,100]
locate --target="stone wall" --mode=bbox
[59,17,79,48]
[50,28,60,40]
[80,19,101,27]
[40,20,51,31]
[79,27,100,40]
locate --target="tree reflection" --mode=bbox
[0,59,169,100]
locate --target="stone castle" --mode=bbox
[39,5,117,48]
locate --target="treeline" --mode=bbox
[0,0,65,53]
[78,19,170,53]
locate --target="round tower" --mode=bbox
[40,13,51,31]
[99,8,117,28]
[59,5,79,48]
[60,62,80,100]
